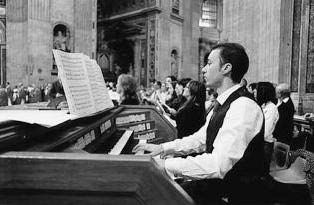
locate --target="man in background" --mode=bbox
[273,83,295,146]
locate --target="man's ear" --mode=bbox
[221,63,232,75]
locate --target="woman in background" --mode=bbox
[256,81,279,168]
[117,74,140,105]
[165,81,177,107]
[172,80,206,138]
[166,78,191,114]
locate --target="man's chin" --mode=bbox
[206,82,218,89]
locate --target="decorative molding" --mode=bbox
[99,0,158,19]
[140,39,147,86]
[98,6,161,24]
[306,0,314,93]
[147,17,156,82]
[170,13,184,23]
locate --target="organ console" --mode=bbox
[0,104,194,205]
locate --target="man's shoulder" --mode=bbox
[231,96,262,114]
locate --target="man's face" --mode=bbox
[202,49,224,88]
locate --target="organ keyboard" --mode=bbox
[0,105,177,153]
[0,105,193,205]
[108,130,133,155]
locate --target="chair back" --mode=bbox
[290,149,314,204]
[270,141,290,171]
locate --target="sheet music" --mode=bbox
[83,57,114,112]
[53,50,96,116]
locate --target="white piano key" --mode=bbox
[108,130,133,155]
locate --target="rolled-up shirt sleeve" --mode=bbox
[163,97,264,180]
[162,115,209,155]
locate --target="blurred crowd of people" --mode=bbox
[110,74,215,139]
[0,82,54,106]
[109,72,309,151]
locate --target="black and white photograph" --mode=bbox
[0,0,314,204]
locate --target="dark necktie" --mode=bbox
[210,100,221,121]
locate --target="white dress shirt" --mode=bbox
[162,84,264,180]
[276,97,289,107]
[262,102,279,143]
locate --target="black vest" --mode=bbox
[206,86,268,184]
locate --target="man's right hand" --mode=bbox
[132,143,163,156]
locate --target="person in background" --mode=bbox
[142,80,162,105]
[248,82,257,99]
[166,78,191,113]
[116,74,140,105]
[48,77,68,108]
[43,83,52,102]
[159,82,168,104]
[165,81,177,107]
[18,83,27,104]
[49,79,65,99]
[151,80,162,103]
[205,88,218,115]
[0,84,8,106]
[11,87,20,105]
[5,82,12,106]
[107,81,120,105]
[165,75,177,87]
[256,81,279,169]
[240,78,248,87]
[172,80,206,138]
[273,83,295,146]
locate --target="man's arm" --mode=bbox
[164,97,264,180]
[162,118,209,156]
[132,112,210,156]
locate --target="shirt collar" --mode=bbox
[216,84,242,105]
[282,97,289,103]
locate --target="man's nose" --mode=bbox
[201,67,206,75]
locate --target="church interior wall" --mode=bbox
[73,0,96,58]
[181,0,201,81]
[6,0,95,87]
[6,22,28,86]
[27,19,53,86]
[157,17,182,81]
[222,0,281,85]
[51,0,74,24]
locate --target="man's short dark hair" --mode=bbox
[212,43,249,83]
[155,81,161,87]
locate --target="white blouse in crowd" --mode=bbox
[161,84,264,180]
[261,101,279,143]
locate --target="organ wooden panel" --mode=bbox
[0,105,191,204]
[0,152,194,205]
